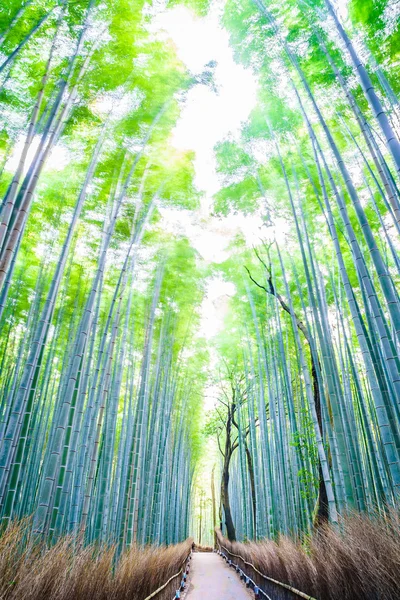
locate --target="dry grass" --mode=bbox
[194,544,213,552]
[217,510,400,600]
[0,520,192,600]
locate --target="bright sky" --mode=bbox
[155,3,257,203]
[155,3,263,342]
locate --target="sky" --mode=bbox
[154,2,264,269]
[155,2,257,203]
[154,3,262,347]
[154,2,266,258]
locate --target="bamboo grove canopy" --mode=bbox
[0,0,399,547]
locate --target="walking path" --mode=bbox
[185,552,253,599]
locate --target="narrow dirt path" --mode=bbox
[185,552,253,599]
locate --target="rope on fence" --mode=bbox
[143,548,192,600]
[218,543,317,600]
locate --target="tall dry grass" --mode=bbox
[0,519,192,600]
[193,544,213,552]
[217,511,400,600]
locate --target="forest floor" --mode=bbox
[185,552,252,599]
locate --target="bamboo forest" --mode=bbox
[0,0,399,598]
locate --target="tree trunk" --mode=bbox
[245,444,257,534]
[311,360,329,524]
[221,453,236,541]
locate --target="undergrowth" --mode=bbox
[0,519,192,600]
[217,511,400,600]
